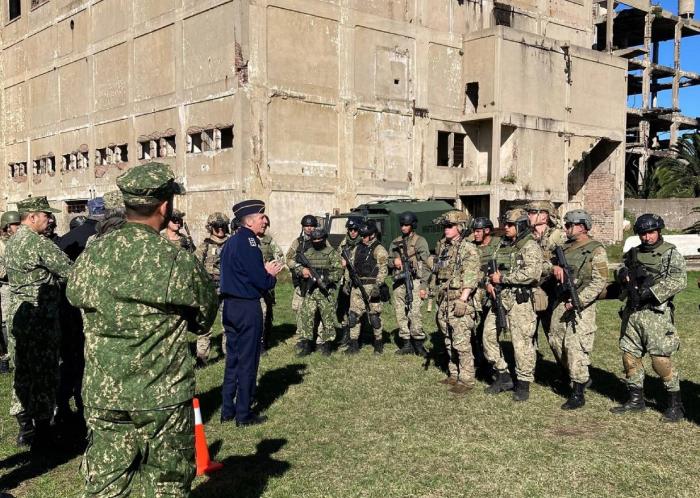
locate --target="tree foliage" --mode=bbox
[654,133,700,198]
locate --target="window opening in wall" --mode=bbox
[188,133,202,154]
[187,126,233,154]
[453,132,465,168]
[138,140,157,161]
[95,148,107,166]
[437,131,450,166]
[160,135,176,157]
[31,0,49,9]
[8,0,21,21]
[219,126,233,149]
[437,131,466,168]
[9,161,27,177]
[66,200,88,215]
[466,82,479,112]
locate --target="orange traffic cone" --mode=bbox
[193,398,224,476]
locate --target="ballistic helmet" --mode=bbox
[398,211,418,228]
[564,209,593,231]
[634,213,665,234]
[359,220,379,237]
[525,200,555,214]
[207,212,230,233]
[301,214,318,228]
[472,217,494,230]
[70,216,88,230]
[503,208,530,237]
[437,210,472,228]
[310,227,328,240]
[1,211,20,230]
[346,216,363,230]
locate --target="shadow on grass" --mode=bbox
[199,363,307,424]
[191,438,290,498]
[267,323,297,350]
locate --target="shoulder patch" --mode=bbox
[249,237,258,247]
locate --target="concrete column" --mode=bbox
[489,116,501,222]
[606,0,614,52]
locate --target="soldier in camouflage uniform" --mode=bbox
[345,220,388,355]
[337,216,363,345]
[85,190,126,247]
[485,209,543,401]
[67,162,218,496]
[259,214,284,353]
[390,211,431,356]
[610,214,687,422]
[0,211,20,374]
[5,197,73,447]
[194,212,230,364]
[548,210,608,410]
[163,208,196,252]
[431,210,482,394]
[295,228,342,356]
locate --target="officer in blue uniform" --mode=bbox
[219,200,283,426]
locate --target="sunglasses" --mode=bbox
[171,218,183,224]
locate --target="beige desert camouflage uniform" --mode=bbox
[390,232,431,340]
[346,241,388,341]
[194,233,228,360]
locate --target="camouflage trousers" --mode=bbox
[83,402,194,498]
[392,279,425,340]
[348,285,383,341]
[0,284,9,360]
[619,307,680,392]
[196,301,222,360]
[292,286,323,343]
[298,289,337,344]
[482,293,537,382]
[548,301,597,384]
[436,294,476,385]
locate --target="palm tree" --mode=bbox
[654,132,700,198]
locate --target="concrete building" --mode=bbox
[1,0,628,246]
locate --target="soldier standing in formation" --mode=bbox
[0,211,20,374]
[163,208,196,253]
[548,210,609,410]
[296,228,342,357]
[67,162,218,495]
[431,210,481,394]
[344,220,388,355]
[258,214,284,354]
[485,209,543,401]
[337,217,363,345]
[194,211,230,365]
[390,211,430,357]
[5,197,73,447]
[611,214,687,422]
[85,190,126,247]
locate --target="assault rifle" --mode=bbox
[618,250,654,311]
[394,238,414,315]
[554,245,583,315]
[486,259,508,333]
[179,221,196,253]
[296,251,331,299]
[341,247,372,313]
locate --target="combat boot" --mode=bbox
[318,342,332,357]
[344,339,359,355]
[411,338,428,358]
[449,381,473,395]
[339,326,350,347]
[296,339,312,357]
[485,371,514,395]
[15,412,34,448]
[561,381,586,410]
[610,386,646,414]
[438,377,458,386]
[661,391,684,423]
[373,339,384,355]
[395,338,413,355]
[0,356,10,374]
[31,419,52,452]
[512,380,530,402]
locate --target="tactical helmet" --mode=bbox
[525,200,555,214]
[345,216,363,230]
[359,220,379,237]
[1,211,20,230]
[70,216,88,230]
[206,212,230,233]
[634,213,665,234]
[310,227,328,240]
[170,209,185,222]
[398,211,418,228]
[472,217,494,230]
[502,208,530,237]
[564,209,593,230]
[300,214,318,227]
[437,209,472,228]
[231,217,241,232]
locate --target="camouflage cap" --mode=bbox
[103,190,124,210]
[17,196,61,214]
[116,162,185,206]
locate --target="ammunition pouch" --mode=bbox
[379,283,391,302]
[514,287,532,305]
[532,287,549,312]
[348,311,360,328]
[369,313,382,329]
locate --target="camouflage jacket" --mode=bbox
[0,234,7,283]
[259,234,284,263]
[195,234,229,280]
[5,224,72,310]
[389,232,431,289]
[535,226,567,276]
[66,222,218,410]
[496,235,544,288]
[430,235,481,297]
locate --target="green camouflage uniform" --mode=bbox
[337,234,361,329]
[66,163,218,498]
[618,241,687,392]
[194,233,228,360]
[0,233,11,364]
[346,240,388,341]
[296,242,342,344]
[390,232,430,340]
[5,221,72,419]
[431,236,482,385]
[483,234,543,382]
[259,233,284,347]
[548,238,609,384]
[286,235,311,313]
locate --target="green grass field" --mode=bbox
[1,274,699,497]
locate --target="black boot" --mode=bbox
[31,419,52,451]
[296,339,312,357]
[512,380,530,402]
[661,391,684,423]
[16,413,34,448]
[0,356,10,374]
[561,381,586,410]
[339,326,351,346]
[411,338,428,358]
[344,339,359,355]
[485,371,514,395]
[318,342,332,357]
[373,339,384,355]
[610,385,646,414]
[395,338,413,355]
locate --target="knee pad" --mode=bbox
[622,352,642,378]
[369,313,382,330]
[650,355,674,382]
[348,311,360,328]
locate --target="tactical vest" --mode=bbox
[201,237,226,277]
[259,235,275,262]
[493,233,534,274]
[538,227,564,261]
[341,235,360,249]
[393,232,424,271]
[563,238,603,289]
[628,241,675,284]
[303,244,334,270]
[477,235,501,267]
[354,241,380,279]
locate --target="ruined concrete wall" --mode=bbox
[625,198,700,232]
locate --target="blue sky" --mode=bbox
[624,0,700,120]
